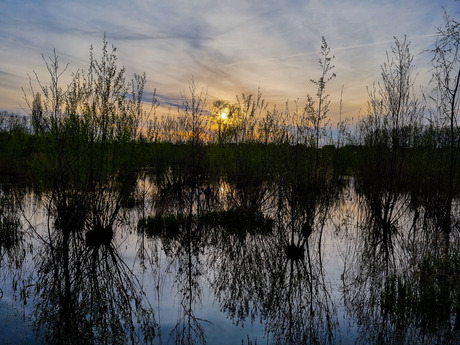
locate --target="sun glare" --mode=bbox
[220,112,228,120]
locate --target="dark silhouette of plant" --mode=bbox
[428,10,460,248]
[309,37,336,155]
[235,88,267,144]
[21,36,157,344]
[356,37,422,269]
[31,92,44,135]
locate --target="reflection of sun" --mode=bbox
[220,112,228,120]
[219,181,230,201]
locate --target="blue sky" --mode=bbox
[0,0,458,121]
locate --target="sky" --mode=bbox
[0,0,458,123]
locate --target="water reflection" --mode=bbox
[139,161,212,344]
[0,181,29,333]
[139,166,340,344]
[21,143,157,344]
[0,183,26,271]
[208,214,337,344]
[341,179,460,344]
[31,204,156,344]
[2,169,460,344]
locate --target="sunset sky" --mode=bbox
[0,0,458,122]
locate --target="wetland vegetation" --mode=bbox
[0,11,459,345]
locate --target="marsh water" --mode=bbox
[0,170,459,345]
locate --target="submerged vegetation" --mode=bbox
[0,9,459,345]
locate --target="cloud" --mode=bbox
[0,0,457,120]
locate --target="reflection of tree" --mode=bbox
[33,215,156,345]
[355,185,410,271]
[341,182,460,344]
[207,178,338,344]
[344,242,460,344]
[140,168,277,344]
[224,177,270,214]
[208,219,337,344]
[0,184,27,308]
[169,220,209,345]
[139,196,209,345]
[0,184,26,271]
[33,166,157,343]
[341,181,407,344]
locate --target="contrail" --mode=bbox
[226,33,437,67]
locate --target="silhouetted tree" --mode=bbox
[429,10,460,246]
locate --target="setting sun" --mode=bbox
[220,111,228,120]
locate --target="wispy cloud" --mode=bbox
[0,0,456,118]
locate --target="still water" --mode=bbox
[0,175,459,344]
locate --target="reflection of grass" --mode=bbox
[0,211,25,270]
[138,209,273,238]
[0,184,26,271]
[416,253,460,331]
[200,209,273,235]
[138,214,185,238]
[380,250,460,337]
[0,214,21,251]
